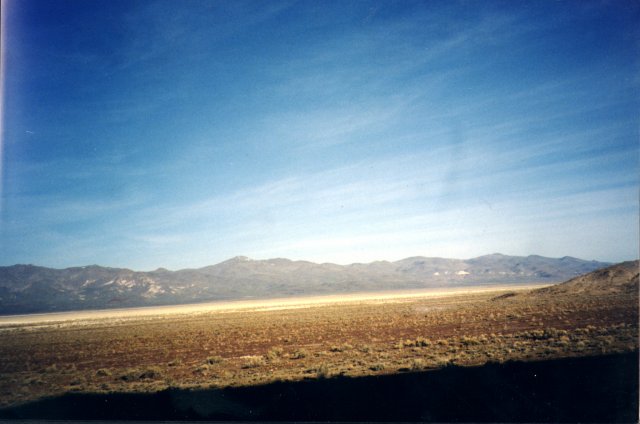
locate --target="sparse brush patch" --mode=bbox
[194,364,210,374]
[359,344,372,353]
[316,363,331,378]
[369,363,385,371]
[290,349,308,359]
[415,337,430,347]
[62,364,77,374]
[524,328,567,341]
[266,347,284,360]
[39,364,58,373]
[598,335,615,346]
[138,367,164,380]
[206,356,224,365]
[329,343,353,352]
[410,358,425,371]
[96,368,111,377]
[241,355,266,369]
[434,356,452,367]
[26,377,44,386]
[119,367,163,382]
[68,378,84,387]
[460,336,482,346]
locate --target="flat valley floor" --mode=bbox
[0,283,637,421]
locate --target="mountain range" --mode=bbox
[0,253,611,315]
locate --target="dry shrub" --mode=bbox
[194,364,210,374]
[525,328,568,341]
[206,356,224,365]
[266,347,284,360]
[316,363,331,378]
[119,367,163,382]
[460,336,481,346]
[40,364,58,374]
[329,343,353,352]
[415,337,430,347]
[241,355,266,369]
[575,340,587,350]
[434,356,452,367]
[369,363,385,371]
[96,368,111,377]
[290,349,308,359]
[410,358,425,371]
[359,344,372,353]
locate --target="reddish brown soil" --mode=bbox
[0,287,637,408]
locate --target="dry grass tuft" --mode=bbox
[206,356,224,365]
[241,355,266,369]
[290,349,308,359]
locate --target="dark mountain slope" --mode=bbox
[531,260,639,297]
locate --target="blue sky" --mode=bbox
[1,0,638,270]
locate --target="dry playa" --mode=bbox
[0,283,549,327]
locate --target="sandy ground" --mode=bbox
[0,283,551,326]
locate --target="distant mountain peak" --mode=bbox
[153,267,171,273]
[228,256,252,262]
[0,254,614,315]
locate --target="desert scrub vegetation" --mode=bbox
[369,363,385,371]
[95,368,111,377]
[119,366,163,382]
[167,358,183,367]
[266,347,284,360]
[460,335,484,346]
[410,358,426,371]
[39,364,59,373]
[358,344,373,353]
[205,356,224,365]
[241,355,266,369]
[523,328,568,340]
[317,363,331,378]
[0,284,636,409]
[395,338,431,349]
[290,349,308,359]
[330,343,354,352]
[193,364,212,374]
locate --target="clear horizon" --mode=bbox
[1,1,638,270]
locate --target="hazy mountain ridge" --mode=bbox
[0,254,610,315]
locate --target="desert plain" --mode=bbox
[0,263,637,417]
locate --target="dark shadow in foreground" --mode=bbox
[1,352,637,422]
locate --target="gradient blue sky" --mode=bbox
[1,0,638,270]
